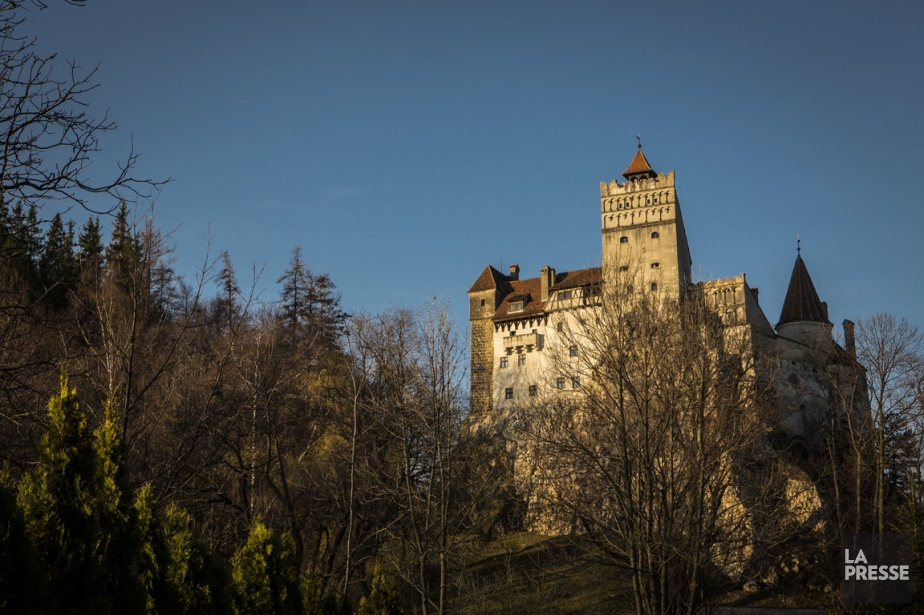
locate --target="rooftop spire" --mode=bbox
[777,249,829,326]
[622,137,656,180]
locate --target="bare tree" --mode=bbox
[0,1,164,214]
[524,276,776,615]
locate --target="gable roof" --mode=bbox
[468,265,509,293]
[551,267,602,291]
[623,148,656,179]
[777,255,829,326]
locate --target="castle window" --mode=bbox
[620,236,628,244]
[569,345,578,357]
[480,299,485,306]
[571,377,580,389]
[651,262,660,269]
[556,377,565,390]
[508,301,524,313]
[627,285,634,294]
[528,385,537,397]
[518,354,526,366]
[558,290,572,300]
[651,231,660,239]
[500,357,508,368]
[505,388,514,400]
[650,282,658,291]
[556,322,563,332]
[619,265,629,272]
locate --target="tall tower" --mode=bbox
[601,144,692,300]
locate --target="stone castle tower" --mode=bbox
[601,142,692,300]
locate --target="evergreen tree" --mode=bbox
[95,407,146,614]
[38,213,78,308]
[106,201,140,285]
[135,485,175,615]
[277,245,346,348]
[231,520,300,615]
[0,201,41,292]
[213,250,240,328]
[18,371,109,615]
[161,504,233,615]
[303,572,349,615]
[356,565,402,615]
[78,215,105,281]
[0,467,43,615]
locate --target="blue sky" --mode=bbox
[26,0,924,330]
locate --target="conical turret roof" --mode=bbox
[777,254,829,326]
[622,148,656,179]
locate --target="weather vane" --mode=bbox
[637,131,642,150]
[797,234,801,255]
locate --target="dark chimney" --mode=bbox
[509,264,520,281]
[843,320,856,358]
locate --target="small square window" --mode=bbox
[556,377,565,390]
[500,357,508,368]
[528,385,537,397]
[569,346,578,357]
[505,388,514,400]
[518,354,526,366]
[620,236,628,244]
[651,231,660,239]
[572,377,580,389]
[650,282,658,291]
[651,262,660,269]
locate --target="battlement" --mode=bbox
[601,170,675,197]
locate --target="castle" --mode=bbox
[467,143,866,447]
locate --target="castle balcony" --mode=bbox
[503,332,540,353]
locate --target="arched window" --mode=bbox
[651,231,660,239]
[620,236,628,244]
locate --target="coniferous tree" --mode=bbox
[231,520,300,615]
[95,407,146,614]
[38,213,78,308]
[78,215,105,281]
[0,201,41,292]
[213,250,240,329]
[278,245,345,349]
[356,565,402,615]
[161,504,233,615]
[106,201,140,285]
[18,372,109,615]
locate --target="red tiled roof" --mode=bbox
[468,265,509,293]
[493,277,545,322]
[551,267,602,291]
[622,149,656,179]
[777,255,829,326]
[492,267,602,322]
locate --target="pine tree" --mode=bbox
[356,565,403,615]
[18,371,109,615]
[95,407,146,614]
[0,201,41,292]
[106,202,140,285]
[231,520,300,615]
[277,245,346,349]
[161,504,233,615]
[213,250,240,328]
[303,572,349,615]
[38,213,78,308]
[78,215,105,281]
